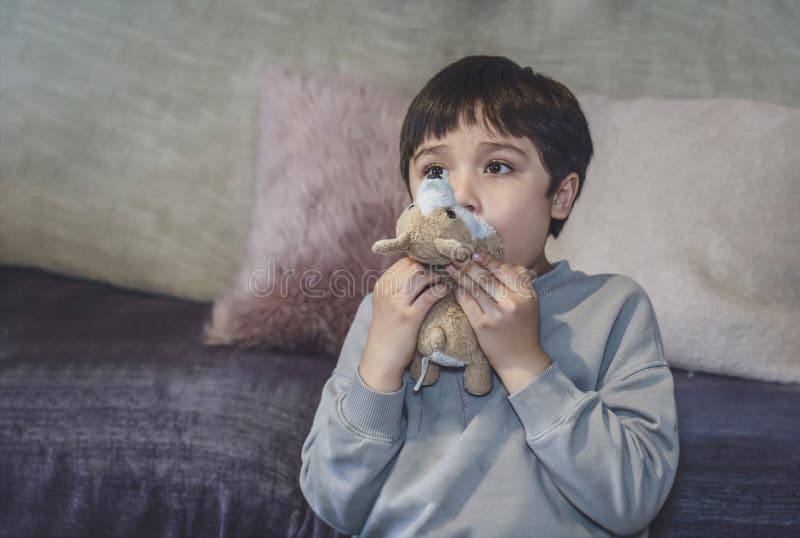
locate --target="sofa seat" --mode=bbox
[0,266,797,537]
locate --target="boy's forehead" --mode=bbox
[423,113,535,145]
[422,120,502,143]
[415,126,535,158]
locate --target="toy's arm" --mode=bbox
[372,232,411,254]
[507,288,679,536]
[298,293,407,535]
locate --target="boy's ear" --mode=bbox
[552,173,580,217]
[552,196,572,219]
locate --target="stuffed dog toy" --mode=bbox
[371,168,504,396]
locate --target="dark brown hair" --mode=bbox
[398,55,593,239]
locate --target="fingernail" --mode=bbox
[445,264,455,274]
[472,252,483,262]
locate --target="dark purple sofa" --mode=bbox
[1,265,798,537]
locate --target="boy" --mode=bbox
[299,55,679,537]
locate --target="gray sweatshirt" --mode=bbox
[299,259,679,537]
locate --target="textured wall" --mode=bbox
[1,0,798,300]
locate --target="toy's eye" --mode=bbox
[446,209,456,219]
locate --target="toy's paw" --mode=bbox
[452,243,475,263]
[434,238,474,263]
[409,354,422,381]
[419,326,446,356]
[463,360,493,396]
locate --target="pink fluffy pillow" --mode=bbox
[202,68,413,355]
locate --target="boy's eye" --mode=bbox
[424,165,445,179]
[486,161,512,175]
[422,161,513,177]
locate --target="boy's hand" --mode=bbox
[445,252,553,393]
[359,257,452,392]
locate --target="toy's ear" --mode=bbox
[372,231,411,254]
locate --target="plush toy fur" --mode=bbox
[371,171,504,396]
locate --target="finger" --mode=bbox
[468,252,516,297]
[514,266,538,298]
[502,264,537,298]
[472,253,536,299]
[453,258,503,304]
[448,258,502,314]
[453,281,482,322]
[412,280,452,311]
[448,262,492,314]
[380,258,418,296]
[406,264,449,303]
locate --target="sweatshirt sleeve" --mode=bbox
[298,292,408,535]
[507,283,680,537]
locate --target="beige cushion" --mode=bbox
[547,96,800,383]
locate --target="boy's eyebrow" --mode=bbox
[412,141,528,163]
[478,142,528,159]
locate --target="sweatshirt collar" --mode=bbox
[531,258,572,290]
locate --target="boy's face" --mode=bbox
[408,121,573,273]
